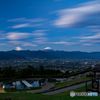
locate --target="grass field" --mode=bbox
[54,83,90,96]
[0,92,100,100]
[0,84,99,100]
[55,76,90,88]
[0,77,98,100]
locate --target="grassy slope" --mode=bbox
[55,83,87,96]
[55,76,90,88]
[0,92,100,100]
[0,77,98,100]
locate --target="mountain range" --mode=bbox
[0,50,100,60]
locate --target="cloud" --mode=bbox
[54,1,100,28]
[22,42,37,47]
[53,0,62,2]
[0,30,47,46]
[9,41,37,48]
[0,43,6,46]
[80,34,100,40]
[8,18,27,22]
[51,41,75,45]
[15,46,22,51]
[8,18,45,23]
[33,30,46,37]
[11,23,43,29]
[0,35,6,40]
[82,43,92,46]
[33,40,75,46]
[33,30,48,44]
[6,32,30,40]
[79,33,100,43]
[34,37,47,44]
[11,23,31,29]
[9,18,46,29]
[4,30,47,47]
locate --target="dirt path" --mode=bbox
[0,87,5,93]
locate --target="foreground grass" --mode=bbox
[0,81,98,100]
[0,92,100,100]
[55,83,87,96]
[55,76,90,88]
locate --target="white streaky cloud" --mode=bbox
[33,30,46,37]
[79,33,100,43]
[80,39,100,43]
[8,18,26,22]
[23,42,37,47]
[6,32,30,40]
[11,23,31,29]
[9,41,37,47]
[54,1,100,27]
[0,31,6,40]
[0,31,5,33]
[0,43,6,46]
[53,0,62,2]
[8,17,46,23]
[0,34,6,40]
[33,30,47,44]
[34,37,47,44]
[28,18,46,23]
[51,41,75,45]
[80,33,100,40]
[11,23,42,29]
[8,17,47,29]
[8,18,46,29]
[15,46,22,51]
[82,43,92,46]
[9,41,21,45]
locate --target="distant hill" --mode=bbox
[0,50,100,60]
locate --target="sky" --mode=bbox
[0,0,100,51]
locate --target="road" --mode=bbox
[27,82,54,93]
[43,81,91,95]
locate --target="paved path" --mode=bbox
[43,81,91,95]
[27,82,54,93]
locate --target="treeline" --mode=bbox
[0,66,65,80]
[0,65,92,81]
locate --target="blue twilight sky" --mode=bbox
[0,0,100,51]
